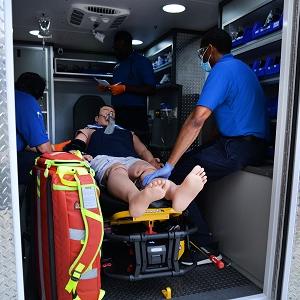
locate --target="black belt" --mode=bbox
[222,135,266,143]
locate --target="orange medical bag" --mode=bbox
[32,151,105,300]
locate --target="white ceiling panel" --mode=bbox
[12,0,220,52]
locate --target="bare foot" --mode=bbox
[172,166,207,212]
[129,179,170,218]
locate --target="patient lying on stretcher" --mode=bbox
[64,104,207,218]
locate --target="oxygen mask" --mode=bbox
[104,112,116,134]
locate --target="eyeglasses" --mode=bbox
[196,47,208,59]
[99,112,115,119]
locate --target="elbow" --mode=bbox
[190,107,211,129]
[37,142,52,153]
[190,115,205,129]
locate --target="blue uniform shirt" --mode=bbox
[112,52,155,107]
[197,54,268,139]
[15,90,49,151]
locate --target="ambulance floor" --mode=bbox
[102,264,262,299]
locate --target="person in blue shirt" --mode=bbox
[15,72,52,184]
[142,29,268,264]
[98,31,156,144]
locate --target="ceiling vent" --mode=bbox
[70,9,84,26]
[109,16,127,29]
[87,6,117,15]
[68,4,130,30]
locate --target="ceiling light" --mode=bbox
[132,39,143,45]
[163,4,186,13]
[29,30,40,36]
[101,17,110,23]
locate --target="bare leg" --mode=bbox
[132,162,207,212]
[106,164,169,218]
[164,166,207,212]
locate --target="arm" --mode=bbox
[25,142,52,153]
[75,129,92,144]
[37,141,53,153]
[141,106,211,186]
[110,57,156,96]
[132,133,161,168]
[168,106,212,166]
[63,128,95,152]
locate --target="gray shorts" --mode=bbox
[90,155,142,185]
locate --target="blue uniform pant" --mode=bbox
[170,137,266,246]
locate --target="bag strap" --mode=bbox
[59,166,104,300]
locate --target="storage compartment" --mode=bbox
[224,0,283,48]
[54,57,116,78]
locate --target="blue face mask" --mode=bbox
[200,60,211,72]
[199,47,212,72]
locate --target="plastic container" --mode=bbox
[252,15,283,40]
[252,59,265,77]
[265,56,280,75]
[232,27,253,48]
[160,102,173,119]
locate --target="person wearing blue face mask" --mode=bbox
[142,29,268,265]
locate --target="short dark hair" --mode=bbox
[99,104,114,112]
[15,72,46,99]
[114,31,133,45]
[201,29,232,54]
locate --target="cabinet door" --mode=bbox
[14,45,53,139]
[14,46,48,81]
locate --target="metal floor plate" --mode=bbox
[102,264,262,299]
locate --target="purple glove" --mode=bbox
[142,162,174,187]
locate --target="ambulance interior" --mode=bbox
[12,0,287,299]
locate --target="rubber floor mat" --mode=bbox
[102,264,262,299]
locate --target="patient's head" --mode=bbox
[95,105,115,126]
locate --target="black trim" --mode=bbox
[277,8,300,299]
[46,178,58,300]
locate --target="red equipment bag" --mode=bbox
[32,151,105,300]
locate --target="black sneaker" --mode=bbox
[180,244,222,266]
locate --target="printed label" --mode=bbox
[82,186,97,209]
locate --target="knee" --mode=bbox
[106,163,127,177]
[129,162,155,179]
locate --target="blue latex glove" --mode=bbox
[142,162,174,187]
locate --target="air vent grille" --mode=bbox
[70,9,84,25]
[87,6,118,15]
[109,16,127,28]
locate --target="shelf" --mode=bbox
[260,75,280,85]
[54,57,116,78]
[146,41,172,58]
[54,77,98,83]
[231,30,282,56]
[244,164,273,178]
[154,62,172,73]
[54,72,113,78]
